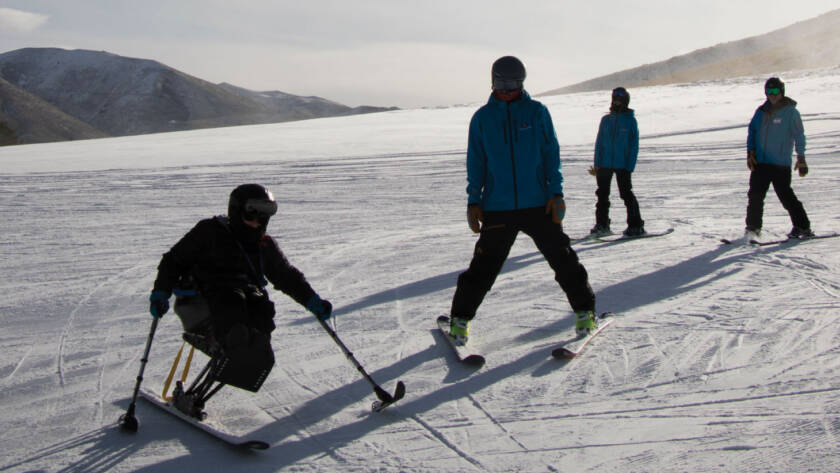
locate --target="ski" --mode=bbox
[751,232,840,246]
[552,313,614,359]
[570,232,612,244]
[722,232,839,246]
[139,388,269,450]
[436,315,486,367]
[594,227,674,243]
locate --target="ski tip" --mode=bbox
[437,315,450,323]
[462,354,486,368]
[552,348,575,359]
[239,440,270,450]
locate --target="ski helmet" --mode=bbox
[491,56,526,91]
[612,87,630,107]
[764,77,785,97]
[228,183,277,225]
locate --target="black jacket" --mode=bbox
[153,216,316,305]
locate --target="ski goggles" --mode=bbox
[242,198,278,220]
[492,77,523,92]
[612,89,628,98]
[765,87,781,95]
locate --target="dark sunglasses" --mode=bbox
[242,198,278,221]
[765,87,781,95]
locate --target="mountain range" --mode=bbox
[539,8,840,96]
[0,48,396,145]
[1,8,838,146]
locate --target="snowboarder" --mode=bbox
[745,77,813,238]
[448,55,597,343]
[148,183,332,418]
[589,87,644,237]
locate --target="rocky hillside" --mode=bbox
[0,48,396,145]
[0,77,108,145]
[539,8,840,96]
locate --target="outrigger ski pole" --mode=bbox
[317,318,406,411]
[119,317,159,432]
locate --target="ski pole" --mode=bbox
[316,318,405,409]
[119,317,159,432]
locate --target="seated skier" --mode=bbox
[147,183,332,418]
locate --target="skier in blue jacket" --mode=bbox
[589,87,644,236]
[745,77,812,238]
[448,56,596,342]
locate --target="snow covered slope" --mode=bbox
[1,67,839,472]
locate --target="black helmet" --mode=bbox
[228,183,277,225]
[612,87,630,106]
[764,77,785,97]
[491,56,526,91]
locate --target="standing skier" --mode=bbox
[148,183,333,417]
[448,56,597,342]
[589,87,644,236]
[745,77,813,238]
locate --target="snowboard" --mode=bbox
[551,313,614,359]
[139,388,269,450]
[436,315,486,367]
[593,227,674,243]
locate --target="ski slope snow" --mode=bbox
[1,67,840,472]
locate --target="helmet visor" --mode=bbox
[492,77,523,92]
[242,198,278,220]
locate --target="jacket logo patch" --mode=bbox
[773,118,782,124]
[519,123,531,130]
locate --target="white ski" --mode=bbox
[139,388,269,450]
[552,314,614,359]
[436,315,485,367]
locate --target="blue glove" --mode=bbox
[306,294,333,321]
[149,289,171,318]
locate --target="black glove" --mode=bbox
[795,155,808,177]
[149,289,171,318]
[306,295,333,321]
[467,204,483,233]
[747,150,757,171]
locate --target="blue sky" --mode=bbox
[1,1,837,108]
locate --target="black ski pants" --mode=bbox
[595,168,643,228]
[746,163,810,230]
[207,286,276,345]
[450,207,595,320]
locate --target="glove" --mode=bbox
[795,155,808,177]
[588,166,599,176]
[747,150,757,171]
[149,289,171,318]
[545,195,566,224]
[467,204,483,233]
[306,294,333,321]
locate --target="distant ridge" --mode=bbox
[539,8,840,96]
[0,48,397,145]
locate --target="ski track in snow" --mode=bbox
[2,69,840,472]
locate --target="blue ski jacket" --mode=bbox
[466,91,563,211]
[747,98,806,167]
[593,110,639,172]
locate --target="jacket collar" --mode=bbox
[487,89,531,109]
[760,96,797,113]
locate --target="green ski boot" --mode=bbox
[574,310,597,337]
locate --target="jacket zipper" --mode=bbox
[507,103,519,209]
